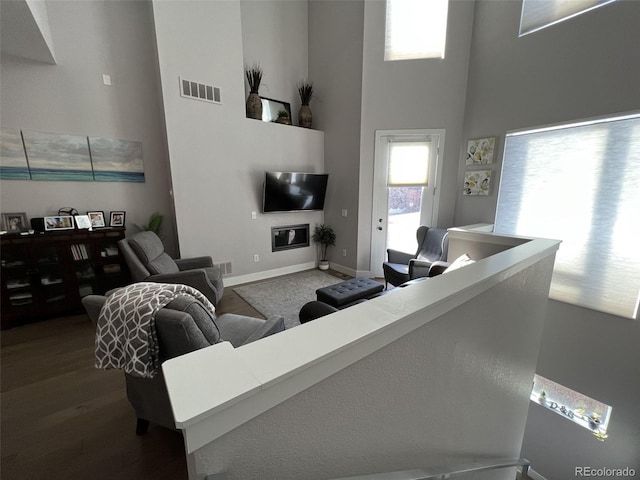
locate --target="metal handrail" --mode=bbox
[331,457,531,480]
[205,457,531,480]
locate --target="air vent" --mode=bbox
[179,77,222,104]
[214,261,233,276]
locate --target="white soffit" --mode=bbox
[1,0,57,64]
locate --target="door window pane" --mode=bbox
[387,186,423,253]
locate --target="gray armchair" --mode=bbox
[83,293,285,434]
[382,226,449,288]
[118,231,224,306]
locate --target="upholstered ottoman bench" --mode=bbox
[316,277,384,309]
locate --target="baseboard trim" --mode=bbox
[223,262,317,287]
[224,261,375,287]
[327,262,360,278]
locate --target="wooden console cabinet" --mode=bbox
[1,228,130,329]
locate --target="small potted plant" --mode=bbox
[587,412,601,431]
[135,212,164,237]
[538,390,547,406]
[245,63,263,120]
[275,109,291,125]
[297,80,313,128]
[312,224,336,270]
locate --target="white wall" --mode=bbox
[152,0,325,280]
[355,0,475,274]
[0,0,177,254]
[522,301,640,479]
[241,0,308,116]
[455,1,640,477]
[308,0,365,275]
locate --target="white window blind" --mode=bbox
[387,141,430,186]
[384,0,448,61]
[494,113,640,319]
[519,0,617,36]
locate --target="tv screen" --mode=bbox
[263,171,329,213]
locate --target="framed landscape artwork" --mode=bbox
[22,130,93,181]
[2,129,145,183]
[89,137,145,183]
[0,128,30,180]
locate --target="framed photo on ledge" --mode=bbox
[109,211,126,228]
[44,215,75,231]
[87,211,106,228]
[1,212,28,232]
[74,214,92,230]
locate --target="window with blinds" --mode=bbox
[494,113,640,319]
[519,0,617,36]
[387,141,430,187]
[384,0,448,61]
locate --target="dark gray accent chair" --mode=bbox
[83,293,285,434]
[118,231,224,306]
[382,226,449,288]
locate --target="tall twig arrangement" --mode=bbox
[297,81,313,106]
[245,64,263,93]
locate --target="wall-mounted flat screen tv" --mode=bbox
[263,171,329,213]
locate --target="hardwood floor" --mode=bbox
[0,283,278,480]
[1,270,351,479]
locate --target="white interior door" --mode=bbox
[371,129,444,278]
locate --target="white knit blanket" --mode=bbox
[95,282,216,378]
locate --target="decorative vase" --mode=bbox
[318,259,329,270]
[298,105,312,128]
[246,92,262,120]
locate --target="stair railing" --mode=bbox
[205,457,531,480]
[330,457,531,480]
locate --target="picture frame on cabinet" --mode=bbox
[74,214,92,230]
[1,212,28,232]
[109,211,126,228]
[44,215,75,231]
[87,211,106,228]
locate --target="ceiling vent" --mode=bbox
[179,77,221,105]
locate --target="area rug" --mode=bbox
[233,270,343,329]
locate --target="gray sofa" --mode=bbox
[118,231,224,306]
[83,293,285,434]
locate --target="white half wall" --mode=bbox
[163,233,560,479]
